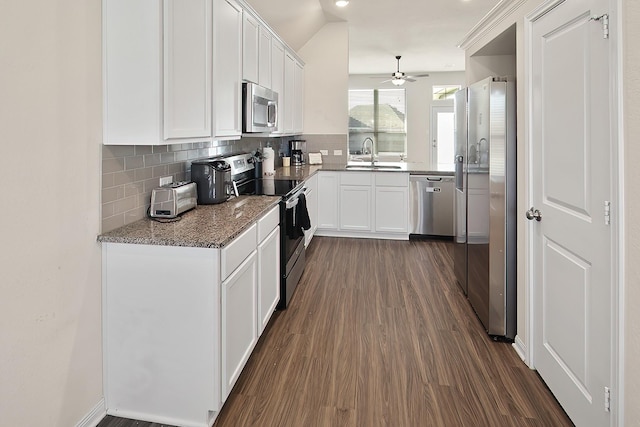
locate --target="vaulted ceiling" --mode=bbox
[245,0,499,75]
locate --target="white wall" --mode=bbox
[298,22,349,135]
[623,0,640,423]
[0,1,104,426]
[349,72,465,167]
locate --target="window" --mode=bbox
[348,89,406,157]
[432,85,461,101]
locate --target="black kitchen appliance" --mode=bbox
[224,152,308,309]
[191,159,233,204]
[290,139,305,165]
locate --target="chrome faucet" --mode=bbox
[362,137,375,165]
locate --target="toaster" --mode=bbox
[149,181,197,219]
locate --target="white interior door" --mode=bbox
[530,1,612,426]
[430,106,455,171]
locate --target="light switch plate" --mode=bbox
[320,149,329,155]
[333,149,342,156]
[159,176,173,186]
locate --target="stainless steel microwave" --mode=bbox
[242,82,278,133]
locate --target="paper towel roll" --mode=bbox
[263,147,275,176]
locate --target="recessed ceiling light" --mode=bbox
[335,0,349,7]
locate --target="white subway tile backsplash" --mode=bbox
[124,155,144,170]
[134,145,153,156]
[160,152,175,164]
[102,186,124,203]
[134,167,153,181]
[102,157,125,173]
[101,137,291,233]
[144,153,162,167]
[152,145,168,153]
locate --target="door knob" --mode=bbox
[526,207,542,221]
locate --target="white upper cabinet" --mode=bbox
[242,12,259,84]
[283,51,296,134]
[103,0,212,145]
[293,60,304,134]
[270,39,285,134]
[213,0,242,139]
[258,27,272,89]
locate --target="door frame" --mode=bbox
[523,0,623,424]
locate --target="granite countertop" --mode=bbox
[98,195,280,248]
[271,162,454,181]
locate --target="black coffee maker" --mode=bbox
[290,139,305,165]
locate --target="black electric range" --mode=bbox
[224,153,308,309]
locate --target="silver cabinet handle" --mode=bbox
[526,207,542,221]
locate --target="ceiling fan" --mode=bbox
[380,56,429,86]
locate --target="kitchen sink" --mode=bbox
[345,163,403,170]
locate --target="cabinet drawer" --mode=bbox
[375,172,408,187]
[221,223,257,280]
[340,172,372,186]
[258,205,280,242]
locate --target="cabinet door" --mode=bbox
[293,60,304,134]
[304,174,318,246]
[375,186,409,233]
[258,227,280,334]
[317,172,339,230]
[258,27,272,89]
[103,0,162,145]
[163,0,212,139]
[340,186,372,231]
[213,0,242,138]
[270,40,285,134]
[242,12,259,84]
[283,52,296,134]
[221,251,258,400]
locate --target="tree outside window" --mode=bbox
[348,89,406,158]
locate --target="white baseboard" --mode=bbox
[75,398,106,427]
[512,334,528,364]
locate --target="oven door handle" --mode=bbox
[285,197,299,209]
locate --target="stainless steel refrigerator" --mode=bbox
[453,77,517,340]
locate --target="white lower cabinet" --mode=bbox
[102,205,281,427]
[304,173,318,246]
[103,243,221,427]
[221,251,258,400]
[258,226,280,334]
[339,185,372,231]
[316,171,409,240]
[374,172,409,233]
[316,171,339,230]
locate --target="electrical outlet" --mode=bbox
[159,176,173,186]
[333,149,342,156]
[320,149,329,155]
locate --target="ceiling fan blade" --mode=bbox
[405,78,417,83]
[379,79,393,84]
[412,73,430,78]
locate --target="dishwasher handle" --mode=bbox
[426,177,442,182]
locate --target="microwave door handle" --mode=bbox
[268,101,277,128]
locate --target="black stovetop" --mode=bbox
[236,178,304,198]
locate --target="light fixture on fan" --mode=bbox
[377,56,430,85]
[335,0,349,7]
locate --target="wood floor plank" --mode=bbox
[99,237,573,427]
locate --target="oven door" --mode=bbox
[283,194,304,263]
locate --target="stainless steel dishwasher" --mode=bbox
[409,174,454,237]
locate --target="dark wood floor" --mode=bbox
[99,237,573,427]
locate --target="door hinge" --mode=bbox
[590,13,609,39]
[604,386,611,412]
[604,201,611,225]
